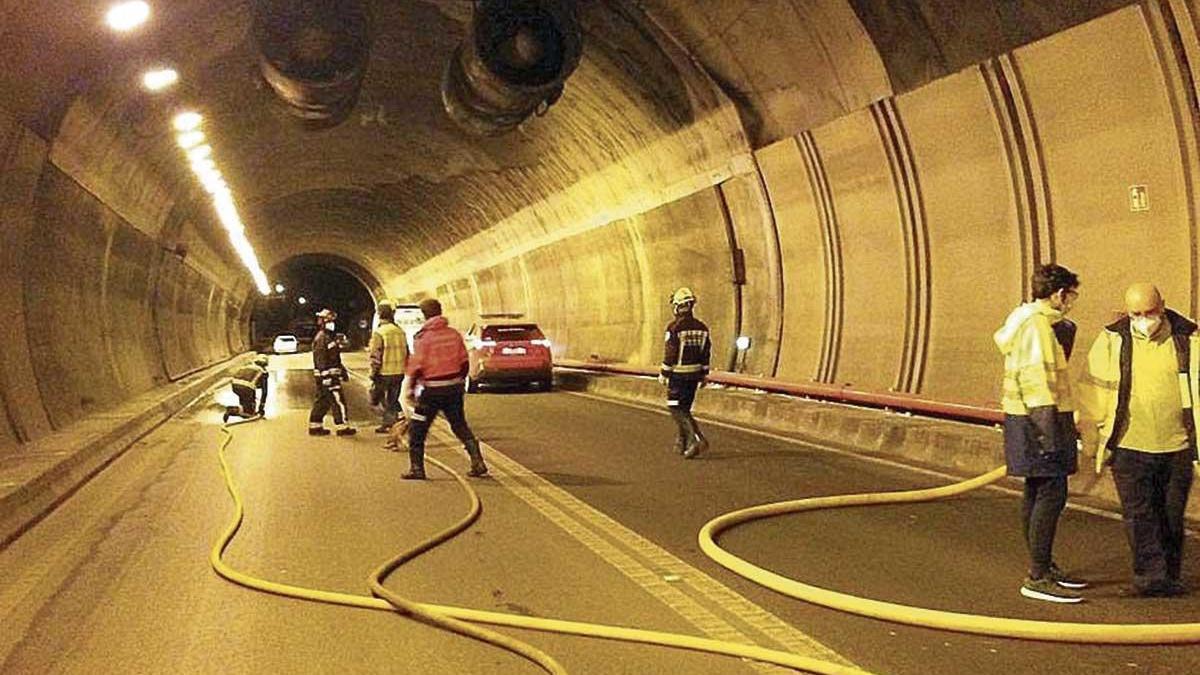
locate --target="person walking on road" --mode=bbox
[223,355,270,423]
[993,263,1089,603]
[660,287,711,459]
[401,298,487,479]
[1078,283,1198,597]
[308,308,357,437]
[369,301,409,436]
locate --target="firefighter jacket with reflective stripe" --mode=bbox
[993,301,1075,415]
[1077,309,1200,469]
[312,329,345,378]
[406,316,468,386]
[661,313,711,381]
[369,321,408,377]
[232,364,268,391]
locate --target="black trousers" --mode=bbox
[408,385,476,466]
[667,378,700,412]
[1021,475,1068,579]
[232,384,259,418]
[377,374,404,427]
[1111,447,1195,588]
[309,379,348,428]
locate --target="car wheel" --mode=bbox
[537,379,552,392]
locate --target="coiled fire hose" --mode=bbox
[211,416,871,675]
[699,465,1200,644]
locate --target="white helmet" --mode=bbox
[670,287,696,307]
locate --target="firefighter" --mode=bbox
[401,298,487,479]
[309,308,357,437]
[659,287,711,458]
[223,355,270,423]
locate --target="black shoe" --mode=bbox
[1021,577,1083,603]
[374,425,391,434]
[222,411,231,424]
[683,435,709,459]
[336,427,357,437]
[401,469,427,480]
[1048,563,1089,589]
[1136,580,1188,597]
[309,428,331,436]
[467,462,489,478]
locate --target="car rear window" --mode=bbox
[482,325,544,341]
[277,336,296,342]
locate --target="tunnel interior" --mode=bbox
[253,254,380,352]
[2,0,1199,450]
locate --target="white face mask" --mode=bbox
[1131,315,1162,337]
[324,322,336,331]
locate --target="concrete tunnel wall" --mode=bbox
[3,0,1200,461]
[0,110,251,457]
[393,3,1200,409]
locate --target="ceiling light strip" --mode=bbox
[173,111,271,295]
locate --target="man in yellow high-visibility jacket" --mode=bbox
[994,263,1088,603]
[369,301,409,436]
[1078,283,1199,597]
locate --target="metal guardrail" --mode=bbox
[554,359,1005,426]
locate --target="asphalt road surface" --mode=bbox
[2,353,1197,675]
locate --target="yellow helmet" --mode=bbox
[670,287,696,308]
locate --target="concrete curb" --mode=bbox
[0,354,254,548]
[553,369,1200,524]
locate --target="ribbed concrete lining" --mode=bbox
[0,110,249,457]
[1,0,1193,454]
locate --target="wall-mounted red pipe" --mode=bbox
[555,359,1004,426]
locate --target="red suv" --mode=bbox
[464,316,553,392]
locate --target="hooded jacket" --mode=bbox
[994,301,1078,477]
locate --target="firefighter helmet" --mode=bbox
[253,355,269,367]
[315,308,336,322]
[670,287,696,308]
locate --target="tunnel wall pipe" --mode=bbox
[392,4,1200,414]
[0,110,249,458]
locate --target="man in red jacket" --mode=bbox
[401,298,488,479]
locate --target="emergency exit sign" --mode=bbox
[1129,184,1149,212]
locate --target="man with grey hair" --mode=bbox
[1079,283,1199,597]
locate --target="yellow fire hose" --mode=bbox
[211,417,871,675]
[699,465,1200,644]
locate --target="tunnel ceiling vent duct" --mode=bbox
[441,0,582,136]
[252,0,372,129]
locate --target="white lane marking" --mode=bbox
[427,423,856,672]
[562,390,1149,529]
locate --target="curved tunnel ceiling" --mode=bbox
[3,0,1179,422]
[2,0,1133,294]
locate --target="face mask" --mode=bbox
[1131,315,1162,337]
[324,322,336,331]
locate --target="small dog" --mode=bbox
[382,415,410,452]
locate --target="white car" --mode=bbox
[272,334,299,354]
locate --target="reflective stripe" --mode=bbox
[672,364,705,374]
[232,379,258,390]
[424,377,465,387]
[410,412,429,422]
[667,400,679,406]
[1082,372,1118,390]
[661,364,675,372]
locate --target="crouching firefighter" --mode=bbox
[660,287,711,458]
[223,355,270,423]
[309,309,357,437]
[401,298,488,479]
